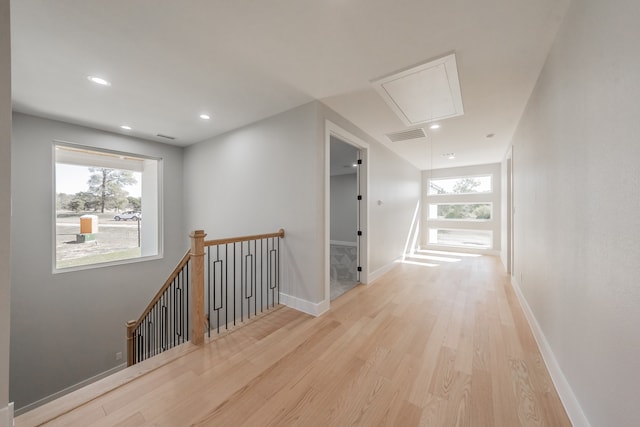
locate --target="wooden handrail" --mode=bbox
[204,228,285,247]
[128,249,190,331]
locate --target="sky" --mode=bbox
[56,164,142,197]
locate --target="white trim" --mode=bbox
[421,244,498,257]
[367,258,400,284]
[279,292,328,317]
[510,276,591,427]
[330,240,357,247]
[427,173,494,196]
[14,364,126,416]
[427,202,493,222]
[0,403,14,427]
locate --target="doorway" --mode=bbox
[329,136,360,300]
[324,121,369,310]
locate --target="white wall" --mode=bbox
[330,173,357,243]
[421,163,501,253]
[10,114,185,411]
[0,0,12,424]
[511,0,640,425]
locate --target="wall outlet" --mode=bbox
[115,351,123,361]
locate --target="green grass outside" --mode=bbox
[56,247,142,269]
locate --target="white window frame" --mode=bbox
[427,174,493,196]
[427,227,493,249]
[428,202,493,222]
[53,141,163,272]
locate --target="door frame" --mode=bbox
[324,120,369,308]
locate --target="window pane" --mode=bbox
[428,228,492,249]
[428,203,492,220]
[428,175,492,195]
[55,144,159,270]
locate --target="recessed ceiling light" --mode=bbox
[120,125,132,130]
[429,124,441,130]
[87,76,111,86]
[199,114,211,120]
[442,153,455,160]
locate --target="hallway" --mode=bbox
[17,255,570,426]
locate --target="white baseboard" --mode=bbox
[510,276,590,427]
[329,240,357,247]
[367,258,400,284]
[280,292,328,317]
[0,402,14,427]
[15,363,126,416]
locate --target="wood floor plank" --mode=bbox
[17,255,572,427]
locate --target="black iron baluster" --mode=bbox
[266,237,270,308]
[274,237,280,306]
[233,242,237,326]
[240,242,244,322]
[207,246,211,338]
[225,243,228,330]
[182,260,191,341]
[254,239,257,317]
[260,238,264,313]
[216,245,221,334]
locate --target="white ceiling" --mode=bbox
[10,0,570,170]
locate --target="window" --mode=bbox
[425,171,496,250]
[428,203,492,221]
[428,228,492,249]
[428,175,492,195]
[54,143,161,270]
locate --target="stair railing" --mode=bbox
[126,229,284,366]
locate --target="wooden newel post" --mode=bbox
[190,229,207,345]
[126,320,136,367]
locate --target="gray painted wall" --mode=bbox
[10,113,185,410]
[511,0,640,425]
[0,0,11,421]
[330,173,357,243]
[184,102,324,303]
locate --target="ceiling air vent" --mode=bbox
[386,128,426,142]
[156,134,176,140]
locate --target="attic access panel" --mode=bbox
[372,53,464,126]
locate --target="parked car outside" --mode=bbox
[113,211,141,221]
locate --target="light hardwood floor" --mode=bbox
[17,254,571,426]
